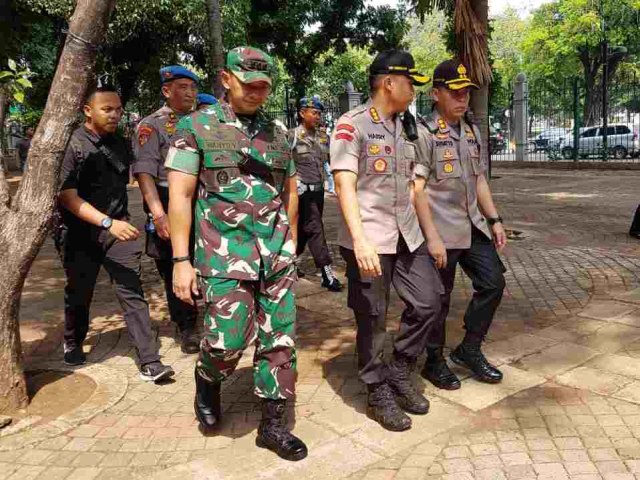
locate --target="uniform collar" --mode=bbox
[161,104,188,121]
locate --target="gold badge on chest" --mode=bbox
[368,144,381,155]
[443,163,454,174]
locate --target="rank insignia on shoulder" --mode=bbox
[368,144,381,155]
[443,162,454,174]
[319,136,328,144]
[443,149,454,160]
[138,125,153,146]
[165,122,176,135]
[437,118,447,130]
[373,157,387,173]
[369,107,381,122]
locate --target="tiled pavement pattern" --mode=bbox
[2,169,640,479]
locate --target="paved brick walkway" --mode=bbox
[2,168,640,480]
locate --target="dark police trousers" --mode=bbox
[63,228,160,365]
[341,238,443,384]
[144,185,197,333]
[427,226,506,349]
[296,186,332,267]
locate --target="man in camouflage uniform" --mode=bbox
[417,59,507,389]
[290,95,341,291]
[132,65,199,354]
[166,47,307,461]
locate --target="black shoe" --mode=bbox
[367,382,412,431]
[387,355,430,414]
[179,327,200,354]
[421,359,461,390]
[194,367,222,431]
[450,344,503,384]
[63,347,86,366]
[320,265,342,292]
[139,361,175,383]
[256,399,308,461]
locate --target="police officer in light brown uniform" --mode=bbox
[132,66,200,354]
[417,59,507,390]
[290,95,342,292]
[331,50,445,432]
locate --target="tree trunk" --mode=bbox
[207,0,225,98]
[468,0,490,171]
[0,88,9,156]
[0,0,116,411]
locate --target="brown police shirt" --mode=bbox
[290,125,329,185]
[330,101,425,255]
[415,113,492,249]
[132,105,186,183]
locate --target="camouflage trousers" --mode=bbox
[197,264,297,399]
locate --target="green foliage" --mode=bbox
[306,46,373,100]
[0,59,33,104]
[404,11,450,84]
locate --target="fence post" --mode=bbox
[514,73,528,162]
[573,77,580,162]
[338,81,363,115]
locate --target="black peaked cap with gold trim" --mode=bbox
[370,50,430,86]
[432,59,479,90]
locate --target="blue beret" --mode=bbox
[196,93,218,106]
[299,95,324,111]
[160,65,200,85]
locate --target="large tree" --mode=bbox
[247,0,409,96]
[522,0,639,126]
[0,0,116,411]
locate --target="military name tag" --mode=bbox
[267,143,287,152]
[204,140,237,150]
[435,140,454,148]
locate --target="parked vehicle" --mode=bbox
[532,128,569,152]
[560,124,639,160]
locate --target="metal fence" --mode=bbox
[262,97,344,131]
[494,72,640,163]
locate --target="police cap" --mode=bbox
[369,50,430,86]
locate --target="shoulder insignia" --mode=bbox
[336,123,355,133]
[138,125,154,146]
[369,107,381,123]
[335,132,354,142]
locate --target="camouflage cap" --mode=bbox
[226,47,275,86]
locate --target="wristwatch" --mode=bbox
[486,216,503,226]
[101,217,113,229]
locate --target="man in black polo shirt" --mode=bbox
[58,85,174,383]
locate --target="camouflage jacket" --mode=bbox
[164,101,297,280]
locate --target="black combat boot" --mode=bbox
[179,327,200,355]
[194,366,222,431]
[421,348,461,390]
[450,343,503,384]
[367,382,412,431]
[387,354,430,414]
[320,265,342,292]
[256,399,308,461]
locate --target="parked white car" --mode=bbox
[560,124,639,159]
